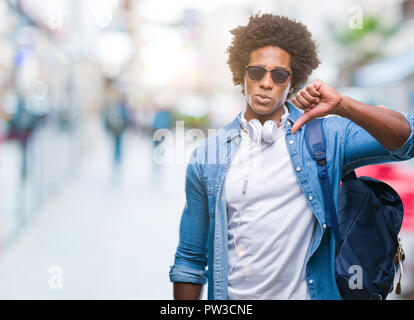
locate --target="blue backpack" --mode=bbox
[305,118,405,300]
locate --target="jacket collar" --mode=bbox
[224,101,303,143]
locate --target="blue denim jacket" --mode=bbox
[169,102,414,300]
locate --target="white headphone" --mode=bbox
[239,104,289,143]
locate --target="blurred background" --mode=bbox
[0,0,414,299]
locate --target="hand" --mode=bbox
[291,80,343,134]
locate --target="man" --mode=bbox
[169,13,414,300]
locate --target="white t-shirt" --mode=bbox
[225,111,317,300]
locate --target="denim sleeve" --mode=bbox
[169,147,209,285]
[334,112,414,177]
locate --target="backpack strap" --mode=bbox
[304,118,342,241]
[342,170,357,182]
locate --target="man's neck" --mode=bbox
[244,103,287,127]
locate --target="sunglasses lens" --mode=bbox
[247,66,290,84]
[271,70,290,84]
[247,67,266,81]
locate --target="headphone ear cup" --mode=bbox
[263,120,278,143]
[248,119,262,142]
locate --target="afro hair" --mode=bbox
[226,13,320,97]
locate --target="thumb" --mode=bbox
[291,112,314,135]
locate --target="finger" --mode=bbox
[295,93,313,108]
[291,108,320,135]
[300,89,320,104]
[291,96,305,110]
[306,84,321,97]
[291,113,311,135]
[312,79,324,91]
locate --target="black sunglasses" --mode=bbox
[245,65,292,85]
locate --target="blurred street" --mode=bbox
[0,130,192,299]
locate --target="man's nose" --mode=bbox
[259,71,273,89]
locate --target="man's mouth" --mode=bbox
[255,94,272,105]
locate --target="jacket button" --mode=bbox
[289,140,294,145]
[309,279,314,285]
[323,224,327,229]
[296,167,301,172]
[308,195,313,201]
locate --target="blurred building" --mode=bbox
[0,0,134,247]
